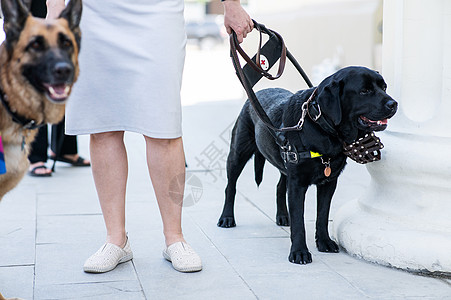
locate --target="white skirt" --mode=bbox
[65,0,186,138]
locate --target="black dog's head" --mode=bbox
[315,66,397,144]
[1,0,82,103]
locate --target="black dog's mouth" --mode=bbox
[358,116,388,131]
[42,83,72,103]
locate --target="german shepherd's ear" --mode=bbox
[59,0,83,48]
[1,0,31,52]
[316,78,343,126]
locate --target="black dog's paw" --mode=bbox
[316,238,339,253]
[276,214,290,226]
[217,216,236,228]
[288,250,312,264]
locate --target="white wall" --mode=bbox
[243,0,382,90]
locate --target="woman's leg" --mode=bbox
[144,136,186,246]
[90,131,128,247]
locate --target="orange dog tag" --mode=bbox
[324,166,331,177]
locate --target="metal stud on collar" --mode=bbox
[343,132,384,164]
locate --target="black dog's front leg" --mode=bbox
[287,175,311,264]
[315,179,339,253]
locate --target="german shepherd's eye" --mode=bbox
[27,36,46,52]
[58,33,73,50]
[61,39,73,49]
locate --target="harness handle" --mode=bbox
[232,21,287,81]
[229,20,314,135]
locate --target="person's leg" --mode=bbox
[28,125,52,175]
[144,136,185,246]
[50,119,90,165]
[90,131,128,247]
[145,136,202,272]
[51,118,76,155]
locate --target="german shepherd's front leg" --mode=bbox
[287,173,311,264]
[315,179,340,253]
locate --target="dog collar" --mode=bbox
[0,88,45,130]
[307,96,340,138]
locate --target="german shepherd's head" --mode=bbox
[0,0,82,123]
[0,0,82,200]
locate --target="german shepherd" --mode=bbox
[0,0,82,200]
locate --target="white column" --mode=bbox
[333,0,451,273]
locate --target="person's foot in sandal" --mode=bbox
[28,162,52,177]
[50,153,90,167]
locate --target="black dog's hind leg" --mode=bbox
[217,119,256,228]
[287,174,311,264]
[315,179,339,253]
[276,173,289,226]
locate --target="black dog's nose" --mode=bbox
[53,62,73,80]
[385,99,398,111]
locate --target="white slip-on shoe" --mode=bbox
[83,238,133,273]
[163,241,202,273]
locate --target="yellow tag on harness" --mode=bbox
[310,151,322,158]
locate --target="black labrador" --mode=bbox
[217,66,397,264]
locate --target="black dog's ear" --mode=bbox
[316,79,343,126]
[59,0,83,48]
[1,0,31,51]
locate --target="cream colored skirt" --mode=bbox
[66,0,186,138]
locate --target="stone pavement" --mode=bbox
[1,44,451,299]
[1,98,451,300]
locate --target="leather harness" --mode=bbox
[229,20,383,168]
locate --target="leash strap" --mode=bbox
[229,20,314,136]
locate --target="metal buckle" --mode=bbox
[287,151,298,163]
[308,102,322,122]
[281,150,298,164]
[23,120,37,130]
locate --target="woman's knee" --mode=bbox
[91,131,125,146]
[144,136,183,148]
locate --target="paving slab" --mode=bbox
[0,265,34,300]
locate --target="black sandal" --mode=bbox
[28,165,52,177]
[50,155,91,167]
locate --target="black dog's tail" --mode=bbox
[254,151,265,187]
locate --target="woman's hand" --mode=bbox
[222,0,253,43]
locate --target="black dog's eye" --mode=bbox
[360,88,372,95]
[382,85,387,92]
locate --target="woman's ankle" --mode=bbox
[106,233,127,248]
[164,233,185,247]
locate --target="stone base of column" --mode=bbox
[332,131,451,274]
